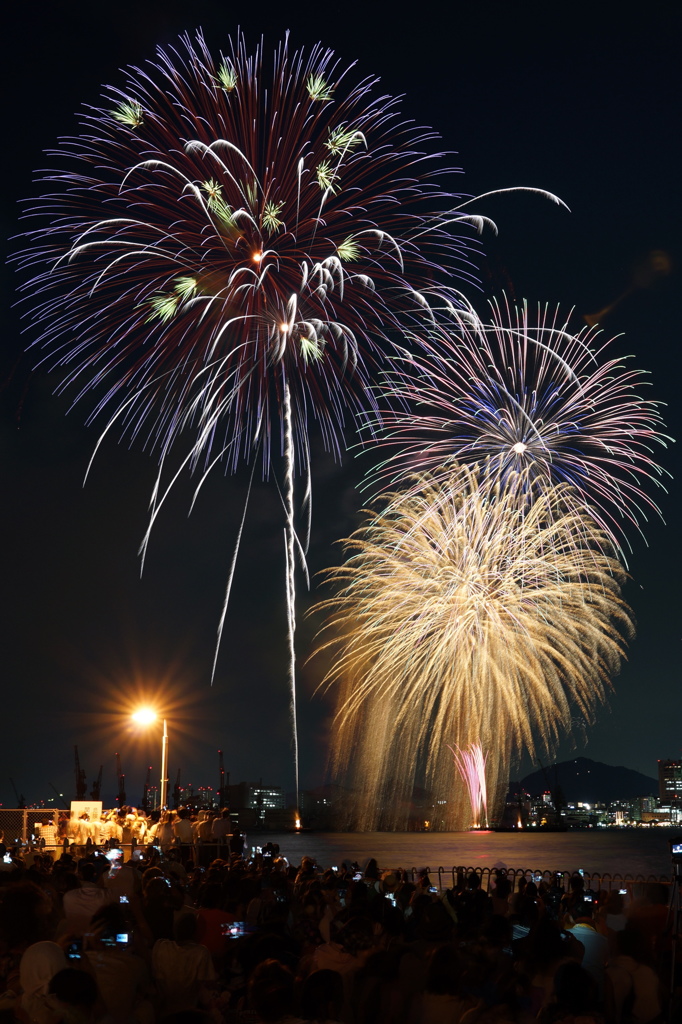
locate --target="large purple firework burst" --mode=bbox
[17,30,477,480]
[368,297,670,553]
[15,30,486,803]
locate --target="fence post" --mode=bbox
[22,808,28,844]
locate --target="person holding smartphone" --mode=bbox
[83,904,153,1023]
[564,899,608,1000]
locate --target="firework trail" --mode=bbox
[16,31,483,804]
[314,466,633,829]
[449,743,488,828]
[368,297,670,556]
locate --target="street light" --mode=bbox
[132,708,169,809]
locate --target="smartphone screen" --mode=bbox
[221,921,245,938]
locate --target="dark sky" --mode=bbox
[1,1,680,808]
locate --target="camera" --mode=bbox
[669,837,682,862]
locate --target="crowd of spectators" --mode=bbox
[0,807,678,1024]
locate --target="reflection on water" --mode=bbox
[249,830,676,879]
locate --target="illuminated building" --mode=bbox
[658,760,682,806]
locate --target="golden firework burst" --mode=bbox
[314,466,633,829]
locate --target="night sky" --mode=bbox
[1,2,680,809]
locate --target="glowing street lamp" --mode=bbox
[132,708,169,809]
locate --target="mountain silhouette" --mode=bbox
[515,757,657,804]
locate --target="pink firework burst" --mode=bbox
[450,743,489,828]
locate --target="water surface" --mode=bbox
[249,829,676,880]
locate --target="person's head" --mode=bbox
[49,967,98,1022]
[617,924,653,965]
[144,875,173,904]
[605,890,624,914]
[553,962,598,1014]
[480,913,512,950]
[467,872,481,891]
[336,915,375,956]
[524,918,571,973]
[89,902,128,946]
[381,871,398,892]
[416,900,454,943]
[142,866,164,885]
[300,969,343,1021]
[198,882,223,909]
[574,897,594,920]
[175,912,198,943]
[0,881,52,947]
[364,858,380,880]
[77,861,102,885]
[248,959,295,1023]
[494,875,511,899]
[426,944,462,995]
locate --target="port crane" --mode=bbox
[115,753,126,806]
[90,765,103,801]
[218,749,229,808]
[141,765,152,814]
[74,746,87,801]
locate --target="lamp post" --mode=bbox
[132,709,169,810]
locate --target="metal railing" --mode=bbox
[409,864,672,892]
[0,808,68,846]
